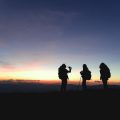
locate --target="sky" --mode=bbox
[0,0,120,82]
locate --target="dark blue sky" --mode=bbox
[0,0,120,80]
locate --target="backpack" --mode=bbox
[58,67,64,79]
[107,69,111,78]
[86,71,91,80]
[80,70,91,80]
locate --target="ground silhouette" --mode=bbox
[1,85,120,119]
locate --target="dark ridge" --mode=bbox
[1,88,120,119]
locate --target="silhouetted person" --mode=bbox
[99,63,111,89]
[80,64,91,90]
[58,64,72,92]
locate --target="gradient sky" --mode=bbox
[0,0,120,81]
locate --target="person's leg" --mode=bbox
[61,79,67,92]
[102,80,108,89]
[63,80,67,92]
[61,80,64,92]
[82,79,87,89]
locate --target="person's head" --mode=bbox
[83,64,88,71]
[99,63,107,69]
[61,64,66,69]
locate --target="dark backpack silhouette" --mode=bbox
[58,64,71,80]
[58,66,68,80]
[106,68,111,78]
[80,70,91,80]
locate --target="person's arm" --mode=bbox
[67,67,72,73]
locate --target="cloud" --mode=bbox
[37,10,80,28]
[46,10,80,19]
[0,60,16,71]
[0,60,11,66]
[0,60,41,72]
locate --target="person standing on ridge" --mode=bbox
[99,63,111,89]
[58,64,72,92]
[80,64,91,90]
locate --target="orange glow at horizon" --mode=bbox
[0,70,57,80]
[0,67,119,84]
